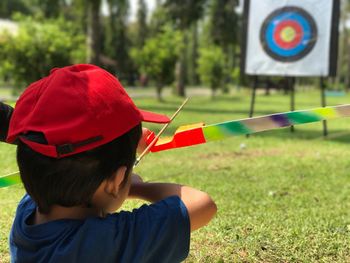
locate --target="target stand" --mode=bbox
[242,0,340,137]
[248,76,327,136]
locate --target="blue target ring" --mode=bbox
[260,7,318,62]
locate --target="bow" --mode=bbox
[149,104,350,152]
[1,103,350,188]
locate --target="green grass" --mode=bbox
[0,88,12,97]
[1,89,350,262]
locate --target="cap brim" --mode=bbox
[140,110,170,123]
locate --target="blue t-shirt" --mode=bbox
[10,194,190,263]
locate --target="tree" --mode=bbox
[197,46,227,98]
[104,0,131,78]
[187,21,200,85]
[208,0,239,84]
[86,0,102,65]
[0,0,30,18]
[131,26,182,100]
[0,17,86,91]
[64,0,88,32]
[32,0,65,18]
[338,0,350,90]
[136,0,148,48]
[2,0,71,18]
[209,0,239,52]
[163,0,207,97]
[149,0,168,36]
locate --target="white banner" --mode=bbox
[244,0,338,77]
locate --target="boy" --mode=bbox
[7,64,217,262]
[0,101,13,142]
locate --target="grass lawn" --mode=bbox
[1,88,350,262]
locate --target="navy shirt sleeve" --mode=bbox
[94,196,191,263]
[0,101,13,142]
[10,195,191,263]
[113,196,191,262]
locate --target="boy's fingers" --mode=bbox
[137,128,154,154]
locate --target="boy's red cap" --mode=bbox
[7,64,170,158]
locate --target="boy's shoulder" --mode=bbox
[10,195,190,263]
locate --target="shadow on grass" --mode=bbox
[156,95,242,104]
[151,125,350,145]
[142,97,339,116]
[143,105,280,116]
[251,129,350,144]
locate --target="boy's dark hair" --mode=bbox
[17,124,142,214]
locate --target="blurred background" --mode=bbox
[0,0,349,101]
[3,2,350,262]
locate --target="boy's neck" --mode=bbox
[33,205,102,225]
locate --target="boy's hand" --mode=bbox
[137,128,154,154]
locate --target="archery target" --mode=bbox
[243,0,339,77]
[260,7,317,62]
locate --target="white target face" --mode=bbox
[244,0,338,77]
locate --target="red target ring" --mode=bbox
[274,20,303,49]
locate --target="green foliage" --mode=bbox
[136,0,148,47]
[149,2,168,36]
[197,45,227,95]
[131,26,182,87]
[0,0,68,19]
[231,67,240,84]
[0,16,86,90]
[31,0,63,18]
[163,0,207,96]
[104,0,131,77]
[186,22,200,85]
[20,0,64,18]
[0,0,30,18]
[163,0,207,30]
[209,0,239,49]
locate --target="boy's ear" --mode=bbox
[105,166,127,196]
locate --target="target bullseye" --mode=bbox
[274,20,303,49]
[281,27,296,42]
[260,6,317,62]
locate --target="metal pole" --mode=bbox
[320,77,328,137]
[249,76,258,118]
[247,76,258,138]
[290,77,296,132]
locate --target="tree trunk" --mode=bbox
[87,0,101,65]
[346,0,350,91]
[175,31,188,97]
[156,82,163,101]
[347,33,350,91]
[338,0,347,91]
[190,22,199,85]
[211,84,216,99]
